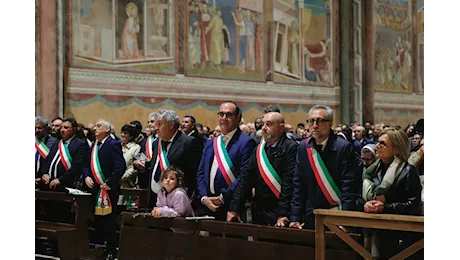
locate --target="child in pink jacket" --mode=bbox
[151,166,193,218]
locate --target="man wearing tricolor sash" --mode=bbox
[289,105,361,230]
[135,112,158,189]
[227,112,298,226]
[83,119,125,260]
[38,118,88,223]
[146,110,201,209]
[39,118,88,190]
[196,101,256,220]
[35,116,58,183]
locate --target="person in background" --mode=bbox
[50,117,63,139]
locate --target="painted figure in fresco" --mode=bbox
[232,10,247,73]
[245,10,256,72]
[188,25,198,68]
[119,2,141,59]
[222,25,231,65]
[199,4,212,67]
[254,13,263,72]
[206,8,225,72]
[287,20,300,76]
[386,48,394,82]
[304,39,329,83]
[402,40,412,89]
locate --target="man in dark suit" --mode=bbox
[83,119,125,260]
[146,109,201,208]
[289,105,361,230]
[196,101,256,220]
[35,116,58,183]
[38,118,88,222]
[227,112,297,226]
[182,115,205,151]
[352,125,371,155]
[40,117,88,190]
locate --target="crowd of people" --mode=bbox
[35,102,424,260]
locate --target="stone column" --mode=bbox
[40,0,58,120]
[362,0,375,123]
[339,0,352,125]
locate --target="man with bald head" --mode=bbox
[352,125,371,155]
[227,112,298,226]
[196,101,256,220]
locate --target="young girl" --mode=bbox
[151,167,193,218]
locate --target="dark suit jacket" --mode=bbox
[290,130,362,223]
[40,136,88,188]
[196,128,257,206]
[229,133,298,225]
[353,137,371,155]
[146,130,201,197]
[83,136,126,191]
[189,129,205,153]
[36,135,58,176]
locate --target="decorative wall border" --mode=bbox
[67,67,341,105]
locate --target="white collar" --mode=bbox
[167,130,179,143]
[64,135,75,145]
[222,128,238,142]
[187,129,195,136]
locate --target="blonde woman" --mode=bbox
[358,128,422,259]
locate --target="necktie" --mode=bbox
[265,145,274,157]
[161,140,170,151]
[314,144,323,154]
[97,141,102,146]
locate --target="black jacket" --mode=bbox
[229,133,298,225]
[357,161,422,215]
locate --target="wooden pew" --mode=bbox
[118,212,361,260]
[314,209,424,260]
[35,190,103,260]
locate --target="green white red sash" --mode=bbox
[35,137,49,159]
[91,144,112,216]
[58,140,72,171]
[306,140,341,206]
[145,136,154,160]
[213,135,236,186]
[157,139,171,172]
[256,139,281,198]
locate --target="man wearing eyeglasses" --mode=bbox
[196,101,256,220]
[289,105,361,230]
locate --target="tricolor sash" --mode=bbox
[157,139,171,172]
[306,140,341,206]
[256,139,281,198]
[35,137,49,159]
[91,144,112,216]
[58,140,72,171]
[145,136,154,160]
[213,135,236,186]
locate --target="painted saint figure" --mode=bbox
[205,9,225,72]
[119,2,141,59]
[232,10,246,73]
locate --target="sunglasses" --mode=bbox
[306,118,330,126]
[217,112,236,118]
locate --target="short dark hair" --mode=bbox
[129,120,142,130]
[62,117,78,128]
[52,117,63,123]
[196,123,203,128]
[161,166,186,189]
[184,115,196,124]
[263,105,281,113]
[121,124,138,141]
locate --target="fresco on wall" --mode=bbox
[186,0,265,81]
[72,0,175,73]
[273,0,333,86]
[416,0,423,92]
[374,0,413,92]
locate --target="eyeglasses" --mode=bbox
[376,140,387,148]
[217,112,236,118]
[148,120,155,124]
[306,118,330,126]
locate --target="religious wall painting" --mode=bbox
[416,0,423,93]
[72,0,176,73]
[185,0,265,82]
[374,0,413,92]
[272,0,334,86]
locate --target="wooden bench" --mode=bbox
[35,190,103,260]
[118,212,361,260]
[119,187,149,209]
[314,209,424,260]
